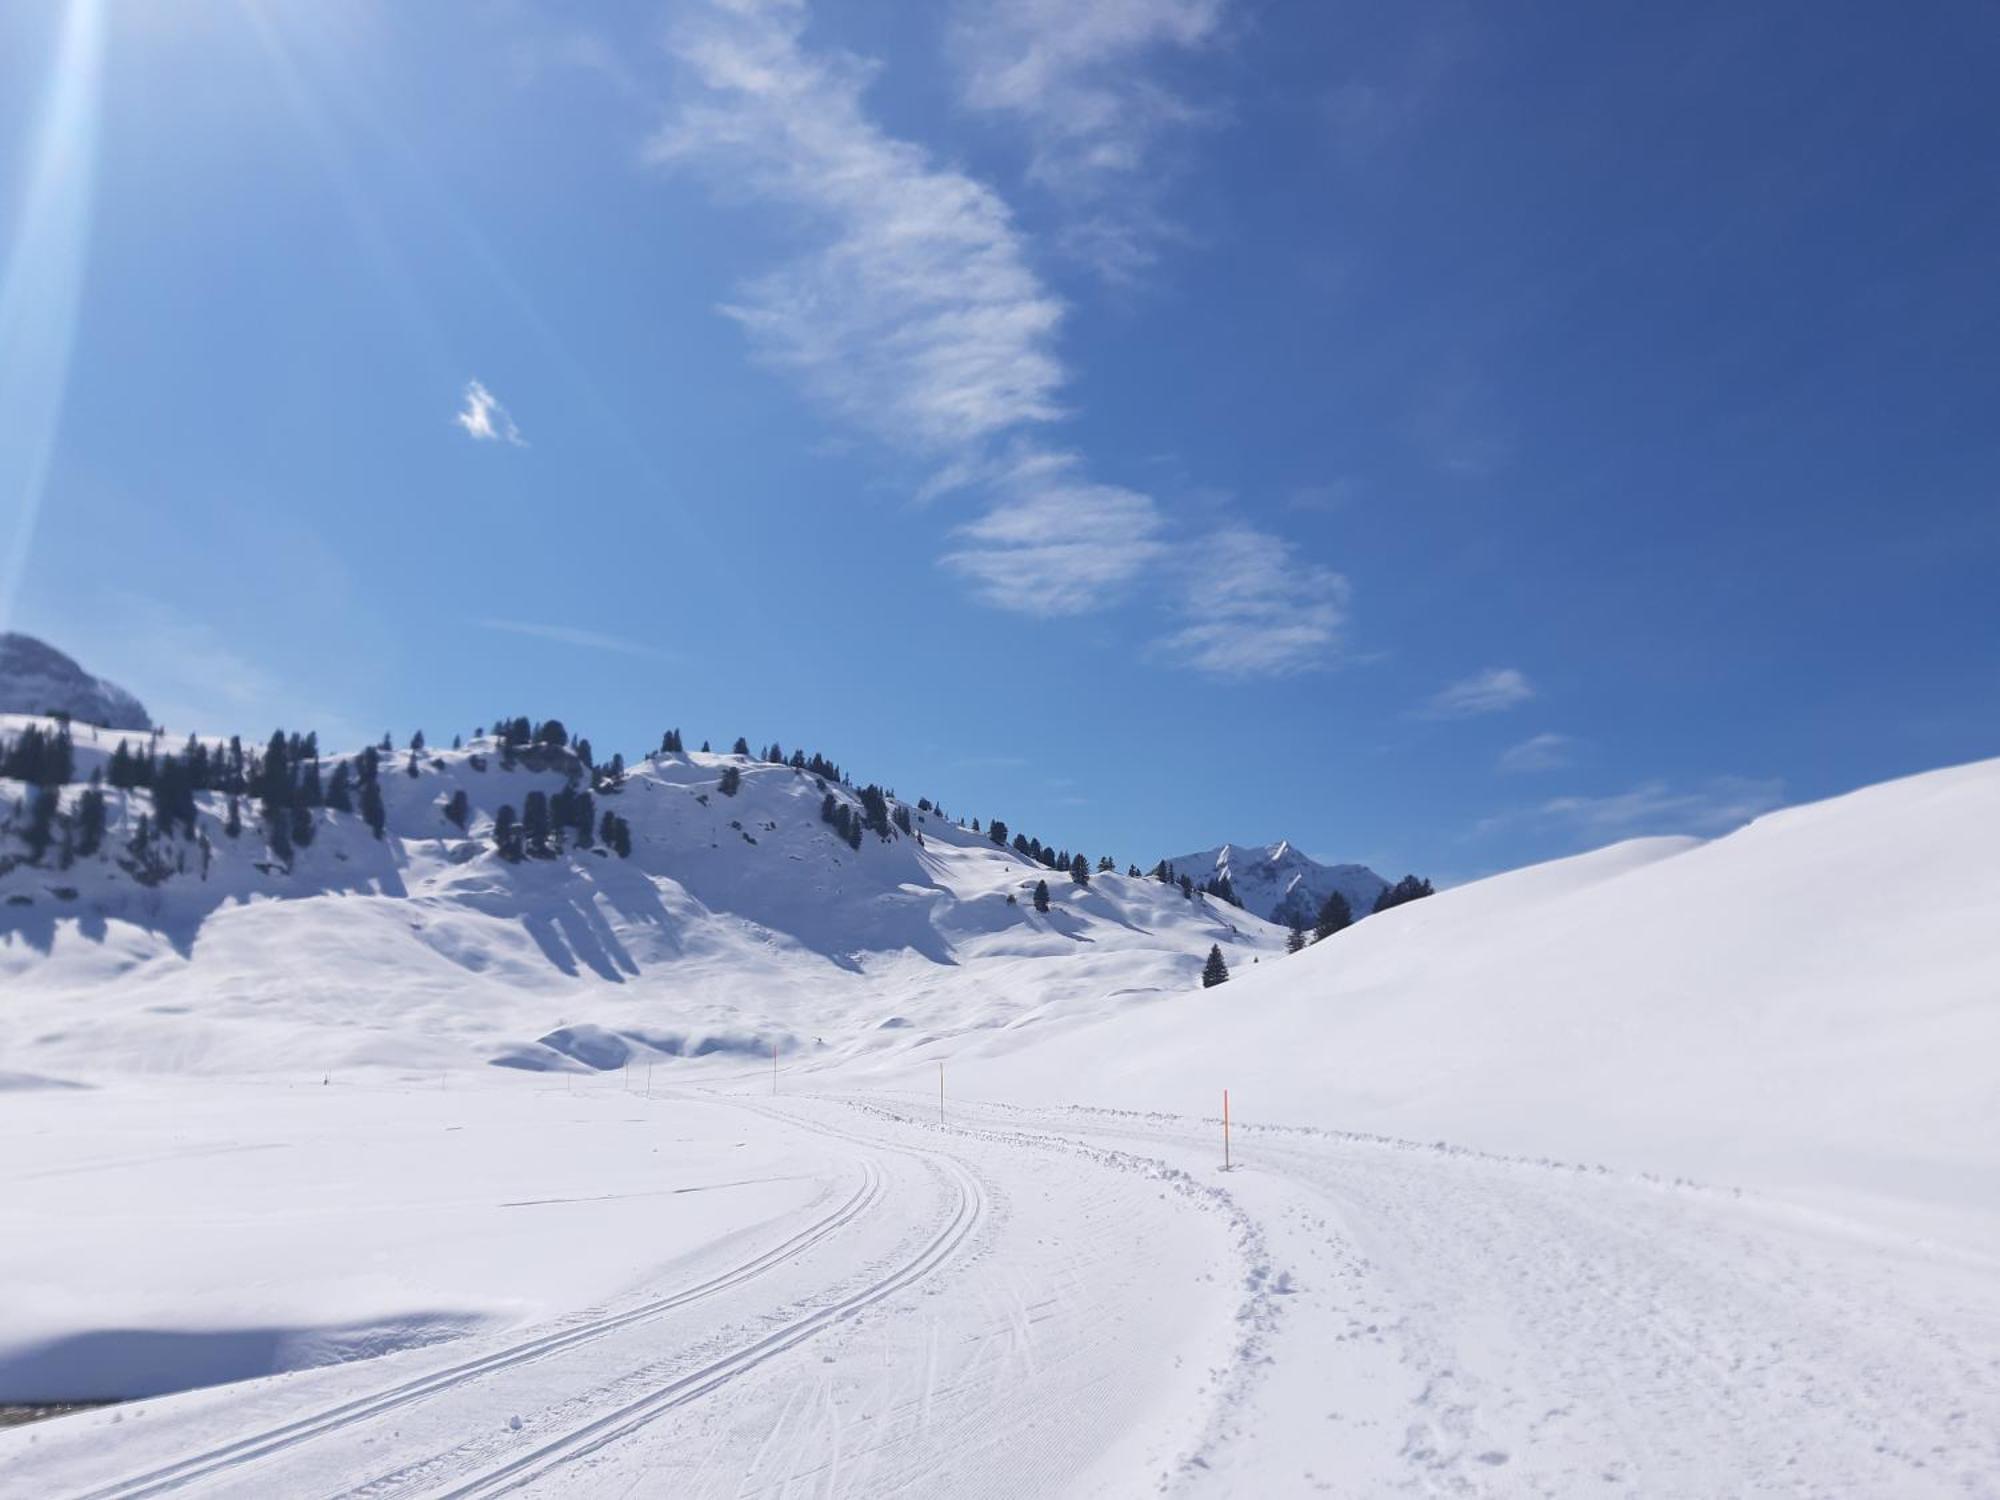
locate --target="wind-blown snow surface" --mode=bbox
[3,743,1999,1495]
[1162,839,1386,928]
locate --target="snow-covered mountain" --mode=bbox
[0,715,1280,1076]
[0,633,151,731]
[1162,838,1387,927]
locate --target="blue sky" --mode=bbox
[2,1,1995,883]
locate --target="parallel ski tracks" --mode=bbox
[73,1156,887,1500]
[409,1147,985,1498]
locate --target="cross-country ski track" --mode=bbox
[7,1080,1997,1499]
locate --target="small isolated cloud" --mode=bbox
[1157,525,1349,677]
[1498,731,1576,774]
[476,618,666,659]
[1426,666,1533,718]
[454,380,525,446]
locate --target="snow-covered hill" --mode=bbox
[0,633,150,730]
[991,756,2000,1242]
[1161,838,1386,927]
[0,715,1278,1078]
[4,707,1998,1494]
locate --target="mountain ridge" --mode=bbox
[0,633,151,732]
[1162,837,1388,928]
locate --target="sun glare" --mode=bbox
[0,0,104,634]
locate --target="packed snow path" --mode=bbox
[6,1089,1998,1498]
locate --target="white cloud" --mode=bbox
[1498,731,1576,773]
[1538,777,1787,838]
[940,447,1167,613]
[1157,525,1349,676]
[1425,666,1534,717]
[454,380,525,446]
[653,1,1167,612]
[653,4,1065,455]
[652,1,1340,666]
[950,0,1228,280]
[476,618,668,659]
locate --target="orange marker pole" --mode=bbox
[1223,1088,1231,1171]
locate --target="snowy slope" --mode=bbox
[0,716,1279,1079]
[2,742,1998,1495]
[982,756,2000,1243]
[1162,838,1386,927]
[0,633,150,730]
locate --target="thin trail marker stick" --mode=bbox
[1223,1088,1231,1171]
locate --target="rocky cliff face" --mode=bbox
[0,633,151,731]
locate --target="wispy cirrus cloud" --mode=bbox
[1424,666,1534,718]
[949,0,1229,281]
[1539,777,1786,839]
[1497,731,1577,773]
[652,1,1343,669]
[476,617,668,659]
[939,447,1167,614]
[454,380,525,446]
[1158,525,1349,676]
[652,0,1160,612]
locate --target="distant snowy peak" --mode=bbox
[0,633,151,731]
[1164,840,1387,928]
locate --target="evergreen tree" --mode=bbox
[224,794,242,839]
[1070,853,1089,886]
[325,762,353,813]
[1313,890,1353,941]
[718,765,742,796]
[522,790,553,856]
[1033,879,1051,912]
[892,803,913,836]
[410,730,426,753]
[360,779,386,839]
[1201,945,1230,988]
[858,784,890,838]
[76,776,108,857]
[1373,875,1435,913]
[1286,922,1308,954]
[289,802,316,849]
[23,786,59,863]
[988,819,1008,846]
[493,804,522,861]
[731,736,750,757]
[445,789,470,830]
[1180,873,1194,899]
